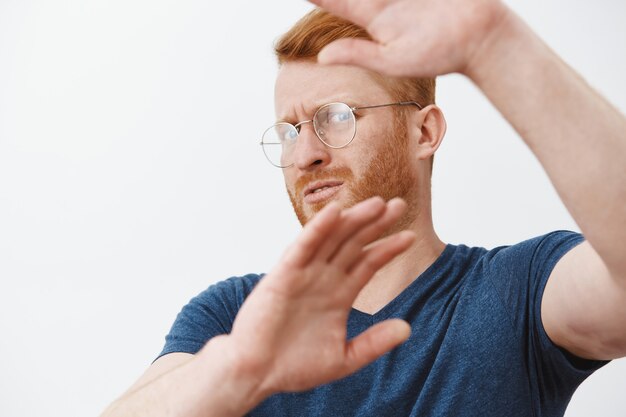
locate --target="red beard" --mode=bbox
[287,121,418,233]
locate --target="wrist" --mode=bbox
[195,335,274,415]
[463,4,526,84]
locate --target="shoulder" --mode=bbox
[446,231,585,310]
[476,230,584,270]
[157,273,265,359]
[460,231,585,326]
[201,273,265,299]
[190,273,265,313]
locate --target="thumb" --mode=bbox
[318,38,387,73]
[343,319,411,375]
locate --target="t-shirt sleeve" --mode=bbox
[155,274,262,361]
[485,231,609,406]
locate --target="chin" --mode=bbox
[290,190,349,227]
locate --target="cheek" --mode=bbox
[351,127,388,166]
[350,151,371,178]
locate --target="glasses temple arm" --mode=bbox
[352,101,423,111]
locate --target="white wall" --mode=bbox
[0,1,624,416]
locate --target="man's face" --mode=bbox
[274,61,418,226]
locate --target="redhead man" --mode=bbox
[103,1,626,416]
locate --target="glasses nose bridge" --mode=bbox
[294,118,322,143]
[294,118,313,133]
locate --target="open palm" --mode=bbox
[222,197,415,394]
[309,0,510,78]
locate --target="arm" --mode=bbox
[308,0,626,359]
[470,12,626,361]
[102,343,266,417]
[102,197,414,416]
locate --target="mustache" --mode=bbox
[294,167,354,196]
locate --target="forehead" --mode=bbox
[274,61,392,120]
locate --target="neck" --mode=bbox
[352,199,445,315]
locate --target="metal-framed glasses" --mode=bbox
[260,101,423,168]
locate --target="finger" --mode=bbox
[315,196,387,262]
[307,0,388,29]
[318,39,396,76]
[347,230,416,291]
[329,198,407,269]
[284,201,342,267]
[342,319,411,375]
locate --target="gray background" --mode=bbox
[0,1,624,416]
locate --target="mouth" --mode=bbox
[303,180,344,205]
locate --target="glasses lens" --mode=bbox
[261,123,297,167]
[313,103,355,148]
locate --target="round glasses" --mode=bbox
[260,101,422,168]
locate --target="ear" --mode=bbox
[407,104,447,161]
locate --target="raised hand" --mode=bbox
[204,197,415,398]
[307,0,512,78]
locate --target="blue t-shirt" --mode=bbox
[158,231,608,416]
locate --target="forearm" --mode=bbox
[102,337,268,417]
[466,7,626,276]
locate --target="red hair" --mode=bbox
[274,8,436,106]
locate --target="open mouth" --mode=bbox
[303,180,344,204]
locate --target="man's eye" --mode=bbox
[328,111,351,124]
[282,128,298,142]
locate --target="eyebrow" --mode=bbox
[277,96,360,123]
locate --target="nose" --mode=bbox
[292,122,331,171]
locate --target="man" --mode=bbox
[103,0,626,416]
